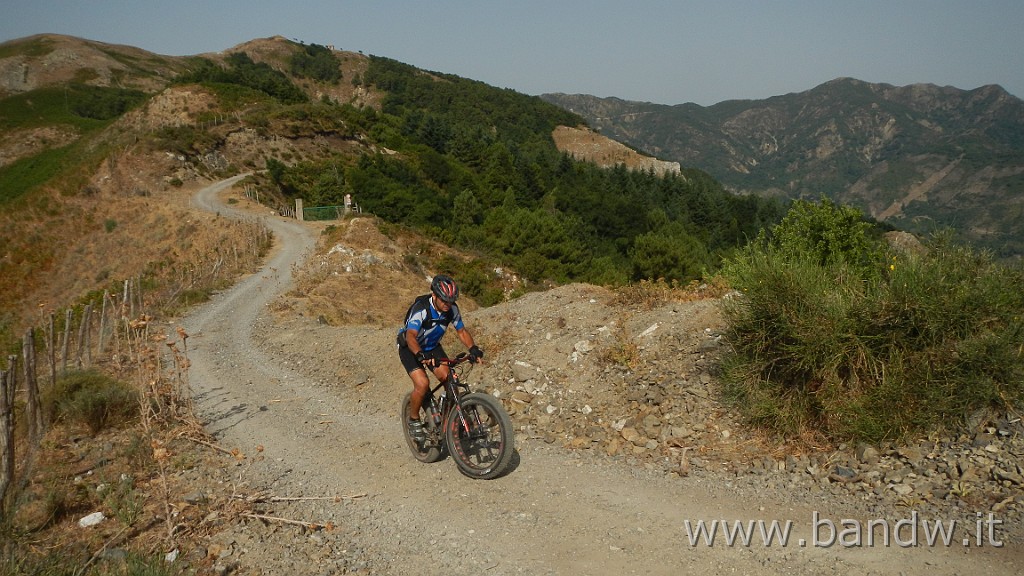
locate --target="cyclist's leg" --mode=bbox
[408,369,430,421]
[426,345,451,384]
[399,344,431,420]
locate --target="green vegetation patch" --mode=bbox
[290,42,342,83]
[721,199,1024,442]
[175,52,308,104]
[0,144,81,204]
[257,56,786,287]
[0,36,54,59]
[200,82,276,112]
[0,84,147,131]
[45,369,139,434]
[0,84,141,203]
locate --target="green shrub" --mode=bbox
[721,203,1024,442]
[103,476,144,526]
[46,369,137,434]
[629,222,710,283]
[769,196,885,279]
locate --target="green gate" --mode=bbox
[302,205,346,221]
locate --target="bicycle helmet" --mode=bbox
[431,274,459,304]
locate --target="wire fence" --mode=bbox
[0,277,163,520]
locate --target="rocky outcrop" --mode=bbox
[551,125,680,176]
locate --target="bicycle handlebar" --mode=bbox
[438,352,472,366]
[421,352,479,370]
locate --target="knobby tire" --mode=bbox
[445,392,514,479]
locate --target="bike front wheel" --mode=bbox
[445,392,515,479]
[400,392,445,463]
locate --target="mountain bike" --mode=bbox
[400,353,515,479]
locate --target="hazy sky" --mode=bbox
[1,1,1021,105]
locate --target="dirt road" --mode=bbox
[180,176,1023,575]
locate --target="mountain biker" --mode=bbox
[398,274,483,442]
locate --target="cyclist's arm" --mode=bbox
[405,328,423,356]
[456,326,476,351]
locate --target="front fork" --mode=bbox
[439,375,473,435]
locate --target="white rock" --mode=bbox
[639,323,660,337]
[79,511,105,528]
[891,484,914,496]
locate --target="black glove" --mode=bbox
[468,345,484,363]
[415,350,430,367]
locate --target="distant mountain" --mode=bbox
[0,33,186,96]
[542,79,1024,258]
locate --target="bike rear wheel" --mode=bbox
[400,392,445,463]
[445,392,515,479]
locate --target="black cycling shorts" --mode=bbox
[398,342,449,375]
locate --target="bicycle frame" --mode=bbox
[426,355,475,436]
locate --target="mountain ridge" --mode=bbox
[542,78,1024,258]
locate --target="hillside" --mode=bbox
[0,34,367,348]
[542,80,1024,258]
[0,33,780,348]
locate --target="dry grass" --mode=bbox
[610,277,731,310]
[1,148,272,349]
[596,322,642,370]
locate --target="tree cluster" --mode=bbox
[289,42,343,83]
[267,56,785,288]
[176,53,308,104]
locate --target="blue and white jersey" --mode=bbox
[400,294,464,351]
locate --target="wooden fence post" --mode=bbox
[98,291,109,356]
[85,302,94,367]
[122,279,131,320]
[23,329,43,447]
[0,363,15,521]
[61,309,72,374]
[76,305,87,369]
[135,275,144,318]
[109,292,124,364]
[46,312,56,389]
